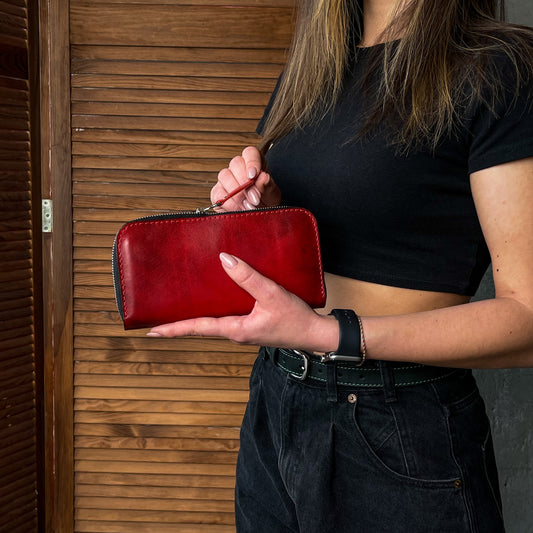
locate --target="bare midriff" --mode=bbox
[318,272,471,317]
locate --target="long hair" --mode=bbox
[258,0,533,153]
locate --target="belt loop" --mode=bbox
[378,361,397,403]
[326,361,338,403]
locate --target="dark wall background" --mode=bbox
[472,5,532,531]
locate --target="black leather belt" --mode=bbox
[267,347,458,388]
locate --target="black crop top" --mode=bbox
[258,46,533,295]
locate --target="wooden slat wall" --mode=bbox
[69,1,294,531]
[0,0,40,531]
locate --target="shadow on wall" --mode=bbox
[472,268,533,533]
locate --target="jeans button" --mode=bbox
[347,393,357,404]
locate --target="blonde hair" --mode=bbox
[259,0,533,153]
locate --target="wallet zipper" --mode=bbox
[111,206,291,321]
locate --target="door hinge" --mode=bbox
[42,199,53,233]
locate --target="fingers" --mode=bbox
[242,146,263,178]
[228,153,261,209]
[242,147,281,207]
[211,168,247,211]
[149,315,240,339]
[240,147,278,207]
[211,147,271,211]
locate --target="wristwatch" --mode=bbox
[320,309,364,365]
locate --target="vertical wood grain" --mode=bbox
[27,0,45,529]
[40,0,74,530]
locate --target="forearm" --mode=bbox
[361,297,533,368]
[150,254,533,370]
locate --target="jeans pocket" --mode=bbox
[344,389,463,488]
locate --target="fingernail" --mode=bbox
[248,189,260,205]
[147,332,163,337]
[243,199,255,210]
[220,252,238,269]
[248,167,257,179]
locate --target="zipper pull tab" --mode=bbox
[196,175,259,213]
[195,204,219,214]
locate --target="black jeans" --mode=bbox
[235,348,505,533]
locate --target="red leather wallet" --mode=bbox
[112,207,326,329]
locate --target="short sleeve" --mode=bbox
[468,56,533,174]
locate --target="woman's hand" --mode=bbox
[211,146,281,211]
[148,253,339,353]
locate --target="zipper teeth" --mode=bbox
[111,205,292,320]
[128,204,288,223]
[111,241,123,319]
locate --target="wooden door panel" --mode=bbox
[0,0,41,530]
[69,1,294,529]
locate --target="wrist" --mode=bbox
[307,313,340,354]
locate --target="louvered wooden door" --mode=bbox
[68,1,294,531]
[0,0,42,531]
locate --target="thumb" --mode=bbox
[219,252,278,303]
[254,171,282,207]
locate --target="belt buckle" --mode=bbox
[290,350,310,381]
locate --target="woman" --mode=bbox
[148,0,533,531]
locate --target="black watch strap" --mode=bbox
[328,309,362,361]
